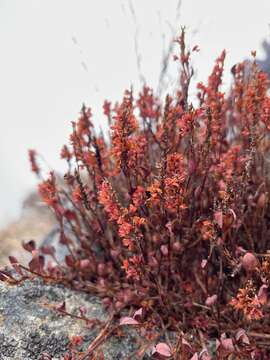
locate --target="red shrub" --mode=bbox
[4,28,270,358]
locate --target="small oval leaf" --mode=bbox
[133,307,143,320]
[119,317,139,326]
[155,342,172,357]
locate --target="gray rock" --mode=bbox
[0,278,144,360]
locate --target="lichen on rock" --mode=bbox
[0,278,140,359]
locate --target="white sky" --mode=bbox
[0,0,270,226]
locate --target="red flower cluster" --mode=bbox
[230,281,264,321]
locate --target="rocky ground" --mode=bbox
[0,277,141,359]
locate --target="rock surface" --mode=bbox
[0,191,150,359]
[0,278,141,360]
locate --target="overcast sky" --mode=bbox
[1,0,270,226]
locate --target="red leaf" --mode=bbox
[172,241,182,252]
[182,338,192,349]
[241,252,259,272]
[201,259,208,269]
[201,352,211,360]
[70,335,83,346]
[133,307,143,320]
[65,255,75,267]
[214,210,223,228]
[235,329,250,345]
[64,209,77,221]
[160,245,169,256]
[29,255,44,273]
[9,256,23,275]
[56,301,66,312]
[41,353,52,360]
[119,317,139,326]
[79,306,87,316]
[192,45,200,52]
[9,256,19,265]
[258,284,268,305]
[155,342,172,357]
[40,245,55,256]
[165,222,173,234]
[22,240,36,252]
[228,208,237,221]
[60,233,73,246]
[205,294,218,306]
[221,338,234,352]
[0,273,7,281]
[79,259,91,270]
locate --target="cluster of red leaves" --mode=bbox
[3,28,270,359]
